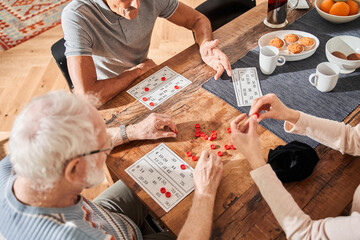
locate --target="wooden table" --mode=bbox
[100,1,360,238]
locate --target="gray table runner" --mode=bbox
[202,9,360,148]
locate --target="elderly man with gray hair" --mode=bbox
[0,90,223,240]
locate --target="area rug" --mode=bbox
[0,0,71,51]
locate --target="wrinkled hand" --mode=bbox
[193,150,223,197]
[230,114,265,169]
[127,113,177,141]
[136,58,157,75]
[200,39,232,80]
[249,94,300,124]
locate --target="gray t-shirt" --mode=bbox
[61,0,179,80]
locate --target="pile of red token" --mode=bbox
[186,123,238,160]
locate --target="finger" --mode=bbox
[249,94,274,116]
[239,117,251,133]
[247,116,259,136]
[219,54,231,77]
[155,119,176,131]
[214,65,224,80]
[215,156,223,174]
[199,150,210,164]
[230,113,247,131]
[155,131,177,139]
[213,154,221,166]
[207,39,219,50]
[256,111,273,122]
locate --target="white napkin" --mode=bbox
[289,0,310,9]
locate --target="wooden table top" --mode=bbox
[100,1,360,238]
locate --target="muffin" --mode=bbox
[299,37,315,51]
[288,43,303,54]
[269,37,284,49]
[332,51,347,59]
[347,53,360,60]
[284,34,299,45]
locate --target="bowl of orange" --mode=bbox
[315,0,360,23]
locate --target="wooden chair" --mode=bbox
[196,0,256,31]
[50,38,74,91]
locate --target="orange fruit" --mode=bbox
[329,2,350,15]
[320,0,335,13]
[347,0,359,15]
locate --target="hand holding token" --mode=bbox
[249,94,300,124]
[230,114,266,169]
[200,39,232,80]
[127,113,177,140]
[193,150,223,197]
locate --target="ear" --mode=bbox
[64,157,87,184]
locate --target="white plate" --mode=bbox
[258,30,320,61]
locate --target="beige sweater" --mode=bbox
[250,112,360,240]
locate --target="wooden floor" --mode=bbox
[0,0,265,200]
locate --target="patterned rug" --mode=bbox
[0,0,71,51]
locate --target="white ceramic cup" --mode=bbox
[259,46,286,75]
[309,62,340,92]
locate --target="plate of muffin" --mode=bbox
[258,30,320,61]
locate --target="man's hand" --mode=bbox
[249,94,300,124]
[133,58,157,76]
[200,39,232,80]
[126,113,177,141]
[230,114,266,169]
[193,150,223,197]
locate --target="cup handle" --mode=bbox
[277,56,286,66]
[309,73,317,86]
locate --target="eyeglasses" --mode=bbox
[76,135,114,159]
[65,135,114,166]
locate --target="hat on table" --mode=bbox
[267,141,319,183]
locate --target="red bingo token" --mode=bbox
[180,164,186,170]
[174,85,179,90]
[192,156,197,161]
[160,187,166,194]
[142,97,148,101]
[165,192,171,198]
[195,124,200,128]
[227,128,231,133]
[144,87,149,92]
[217,151,223,156]
[149,102,155,107]
[186,152,192,157]
[224,145,230,150]
[210,144,216,149]
[161,77,166,81]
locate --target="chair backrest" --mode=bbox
[196,0,256,31]
[50,38,74,91]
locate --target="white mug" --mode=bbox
[309,62,340,92]
[259,46,286,75]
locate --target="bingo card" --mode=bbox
[232,67,263,107]
[125,143,194,212]
[127,66,192,110]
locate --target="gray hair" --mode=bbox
[9,90,101,184]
